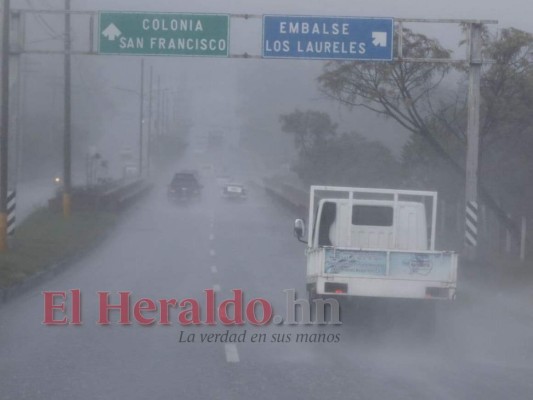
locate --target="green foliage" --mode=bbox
[477,29,533,214]
[398,27,533,223]
[481,28,533,144]
[280,109,401,187]
[0,209,117,288]
[318,28,452,134]
[295,132,402,187]
[280,109,337,155]
[401,126,464,200]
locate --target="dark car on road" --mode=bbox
[167,171,203,202]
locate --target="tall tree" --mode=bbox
[280,109,401,187]
[280,110,337,156]
[319,27,532,239]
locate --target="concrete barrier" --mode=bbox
[262,177,309,217]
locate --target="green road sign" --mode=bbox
[98,12,230,57]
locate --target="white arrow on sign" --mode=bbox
[372,32,388,47]
[102,23,122,41]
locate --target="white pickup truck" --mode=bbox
[294,186,458,303]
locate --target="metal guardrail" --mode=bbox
[48,179,153,212]
[262,177,308,215]
[98,179,152,211]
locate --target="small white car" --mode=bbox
[220,183,247,200]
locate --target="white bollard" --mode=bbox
[520,216,527,263]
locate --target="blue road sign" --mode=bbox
[263,15,394,61]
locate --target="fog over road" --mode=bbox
[1,147,533,400]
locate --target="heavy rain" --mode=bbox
[1,0,533,399]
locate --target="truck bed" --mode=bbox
[307,247,458,300]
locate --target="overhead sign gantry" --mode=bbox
[0,5,500,254]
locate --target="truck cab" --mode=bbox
[314,199,428,251]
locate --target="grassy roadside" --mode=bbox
[0,208,117,288]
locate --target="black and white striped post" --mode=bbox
[465,201,478,247]
[7,189,15,236]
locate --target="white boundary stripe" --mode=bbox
[465,201,479,247]
[225,344,240,363]
[211,265,218,274]
[7,190,16,203]
[213,284,221,292]
[7,220,16,235]
[466,219,478,235]
[7,190,16,236]
[466,207,478,222]
[466,231,477,246]
[466,201,478,211]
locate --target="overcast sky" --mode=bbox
[13,0,533,168]
[69,0,532,29]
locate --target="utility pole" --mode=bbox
[147,65,153,175]
[464,23,482,257]
[138,58,144,178]
[157,75,161,137]
[161,90,165,136]
[0,0,10,251]
[63,0,72,218]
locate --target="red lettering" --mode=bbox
[70,289,82,325]
[42,291,68,325]
[159,299,177,325]
[133,298,157,325]
[218,289,244,325]
[178,299,201,325]
[204,289,216,325]
[246,298,272,326]
[98,292,131,325]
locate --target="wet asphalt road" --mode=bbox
[1,149,533,400]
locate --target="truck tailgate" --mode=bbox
[308,248,458,299]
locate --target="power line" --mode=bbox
[25,0,61,39]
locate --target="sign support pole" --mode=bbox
[63,0,72,218]
[147,65,153,176]
[0,0,10,251]
[138,58,144,178]
[464,23,482,257]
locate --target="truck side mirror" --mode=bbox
[294,219,307,243]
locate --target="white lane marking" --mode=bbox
[225,344,240,363]
[209,234,215,241]
[211,265,218,274]
[213,284,221,292]
[210,249,216,257]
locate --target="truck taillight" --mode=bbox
[325,282,347,294]
[425,287,449,299]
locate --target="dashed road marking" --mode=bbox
[213,284,221,292]
[209,234,215,241]
[211,265,218,274]
[210,249,216,257]
[225,344,240,363]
